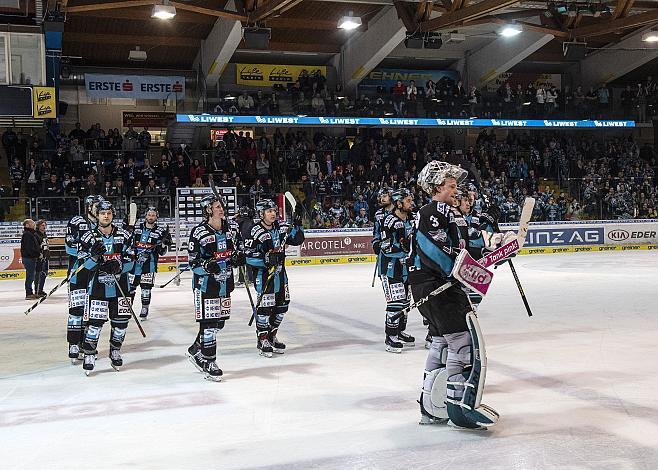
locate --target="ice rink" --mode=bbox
[2,251,658,469]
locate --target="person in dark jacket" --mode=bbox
[20,219,41,299]
[35,219,50,297]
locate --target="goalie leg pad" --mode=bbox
[445,312,499,429]
[420,336,449,420]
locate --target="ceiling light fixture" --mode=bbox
[642,29,658,43]
[499,25,522,37]
[338,11,362,31]
[152,0,176,20]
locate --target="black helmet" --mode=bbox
[200,194,226,217]
[145,205,158,217]
[391,188,412,204]
[255,199,278,219]
[97,199,115,216]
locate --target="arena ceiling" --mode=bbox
[49,0,658,72]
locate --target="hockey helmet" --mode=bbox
[417,161,468,195]
[255,199,278,219]
[391,188,412,204]
[377,187,391,199]
[97,199,115,216]
[200,194,226,217]
[145,205,158,217]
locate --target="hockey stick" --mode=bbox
[113,274,147,338]
[241,266,257,315]
[371,261,378,287]
[24,262,86,315]
[490,211,534,318]
[158,266,190,288]
[507,260,533,317]
[247,191,298,326]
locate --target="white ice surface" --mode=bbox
[2,251,658,469]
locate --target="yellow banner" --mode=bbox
[236,64,327,87]
[32,86,57,118]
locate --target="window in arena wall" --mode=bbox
[0,35,7,84]
[9,33,44,85]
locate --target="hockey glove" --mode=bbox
[89,239,106,258]
[156,244,168,256]
[293,206,304,227]
[203,259,222,275]
[480,204,501,230]
[99,258,122,275]
[161,230,173,247]
[230,250,246,267]
[264,251,285,269]
[372,242,381,255]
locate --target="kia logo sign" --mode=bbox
[608,229,629,241]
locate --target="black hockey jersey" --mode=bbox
[408,201,463,284]
[188,220,240,297]
[379,212,412,280]
[78,225,134,298]
[131,222,168,275]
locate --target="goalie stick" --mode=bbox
[392,197,535,321]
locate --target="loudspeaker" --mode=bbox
[404,36,424,49]
[563,41,587,60]
[243,28,271,50]
[59,101,68,116]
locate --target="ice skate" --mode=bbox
[186,344,204,372]
[385,336,403,353]
[69,344,81,365]
[203,360,223,382]
[418,400,448,425]
[398,331,415,347]
[270,335,286,354]
[83,354,96,376]
[139,306,149,319]
[109,349,123,371]
[258,338,274,358]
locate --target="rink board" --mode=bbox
[3,243,657,280]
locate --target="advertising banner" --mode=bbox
[86,74,185,99]
[300,233,373,257]
[32,86,57,118]
[358,68,460,91]
[177,114,635,128]
[236,64,326,87]
[484,72,562,93]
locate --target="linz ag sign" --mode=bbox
[525,228,603,246]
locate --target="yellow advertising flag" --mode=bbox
[32,87,57,119]
[236,64,326,87]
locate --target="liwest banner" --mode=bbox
[32,86,57,118]
[358,68,460,91]
[85,74,185,99]
[236,64,326,87]
[177,114,635,128]
[484,72,562,93]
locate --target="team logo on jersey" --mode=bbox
[429,229,447,242]
[103,253,121,261]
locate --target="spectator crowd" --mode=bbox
[2,117,657,225]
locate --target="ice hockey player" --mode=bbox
[77,200,135,376]
[233,205,256,286]
[245,199,304,357]
[409,160,499,430]
[371,187,393,256]
[64,194,103,364]
[379,188,415,353]
[129,206,172,319]
[186,194,245,381]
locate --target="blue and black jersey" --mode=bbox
[379,212,412,281]
[188,221,240,298]
[408,201,463,284]
[78,225,134,298]
[245,220,304,297]
[65,215,95,274]
[131,222,168,276]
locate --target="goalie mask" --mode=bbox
[417,161,468,195]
